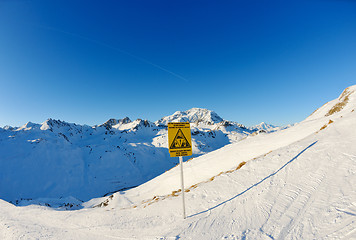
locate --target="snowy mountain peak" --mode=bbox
[1,86,356,240]
[156,108,224,126]
[40,119,76,131]
[0,107,279,203]
[132,119,153,130]
[107,118,154,131]
[2,125,14,131]
[252,122,277,131]
[16,121,40,131]
[101,117,132,129]
[306,85,356,121]
[325,85,356,116]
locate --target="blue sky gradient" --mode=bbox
[0,0,355,127]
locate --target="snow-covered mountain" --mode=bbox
[82,85,356,239]
[156,108,224,125]
[0,108,276,203]
[1,86,355,239]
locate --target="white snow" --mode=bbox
[0,108,262,203]
[0,86,355,239]
[156,108,224,126]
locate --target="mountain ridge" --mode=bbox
[2,107,276,132]
[0,86,355,239]
[0,108,278,203]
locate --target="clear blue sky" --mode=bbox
[0,0,355,127]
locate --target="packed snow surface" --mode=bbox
[0,85,355,239]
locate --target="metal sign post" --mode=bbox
[167,122,192,219]
[179,156,186,219]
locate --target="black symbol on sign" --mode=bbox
[170,129,191,149]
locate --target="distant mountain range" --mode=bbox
[0,108,283,203]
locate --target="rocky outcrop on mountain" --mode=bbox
[101,117,132,129]
[0,108,280,203]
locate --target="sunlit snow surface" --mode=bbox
[0,108,274,203]
[0,86,356,239]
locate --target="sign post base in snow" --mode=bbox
[168,122,192,219]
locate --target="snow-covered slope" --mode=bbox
[0,108,269,203]
[98,86,356,207]
[305,85,356,121]
[0,86,355,240]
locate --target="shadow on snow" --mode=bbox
[188,141,318,218]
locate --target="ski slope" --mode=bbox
[0,86,355,239]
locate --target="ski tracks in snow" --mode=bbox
[260,148,334,239]
[260,141,356,240]
[172,137,355,239]
[172,141,320,239]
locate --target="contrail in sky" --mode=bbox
[35,24,189,82]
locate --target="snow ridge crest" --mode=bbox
[156,108,224,126]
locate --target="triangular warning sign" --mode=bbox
[170,129,191,149]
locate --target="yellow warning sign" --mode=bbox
[168,122,192,157]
